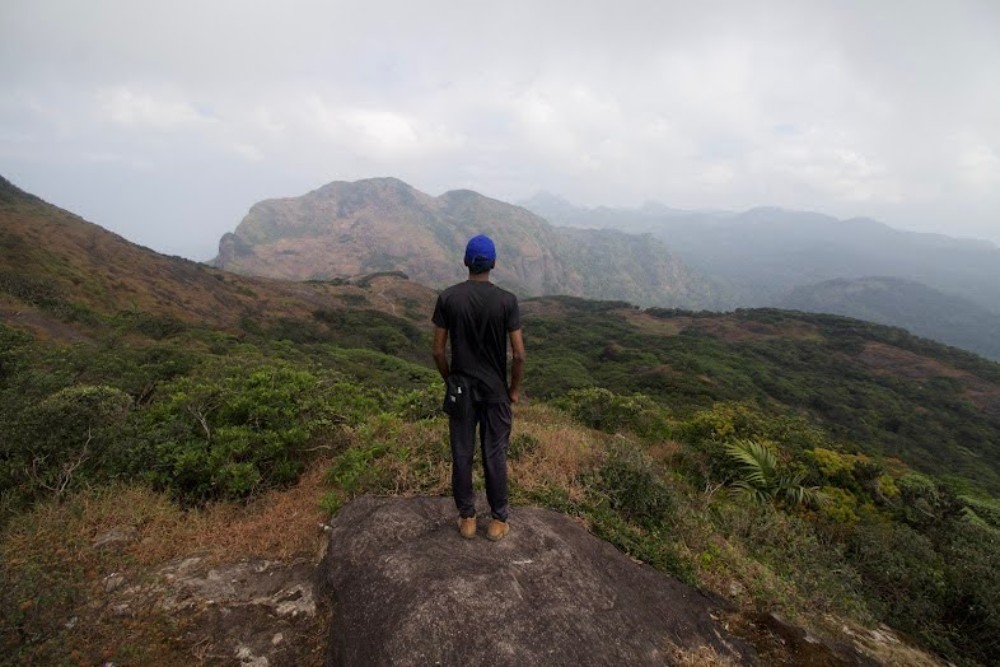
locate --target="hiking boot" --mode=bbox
[487,519,509,542]
[458,516,477,539]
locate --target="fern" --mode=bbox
[725,439,824,508]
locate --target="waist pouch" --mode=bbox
[443,374,475,419]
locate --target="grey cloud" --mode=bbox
[1,0,998,260]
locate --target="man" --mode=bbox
[432,234,525,541]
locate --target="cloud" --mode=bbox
[0,0,998,258]
[96,87,210,129]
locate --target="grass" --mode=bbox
[1,461,331,666]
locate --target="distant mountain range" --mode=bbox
[520,192,1000,314]
[211,178,727,309]
[520,192,1000,360]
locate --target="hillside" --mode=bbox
[523,297,1000,494]
[521,194,1000,314]
[0,175,436,349]
[779,277,1000,362]
[3,178,1000,665]
[212,178,726,309]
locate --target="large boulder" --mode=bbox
[320,496,753,666]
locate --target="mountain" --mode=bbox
[520,196,1000,314]
[778,277,1000,361]
[212,178,727,309]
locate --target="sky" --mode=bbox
[1,0,998,260]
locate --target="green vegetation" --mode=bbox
[4,245,1000,663]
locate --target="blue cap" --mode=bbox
[464,234,496,269]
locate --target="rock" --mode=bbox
[110,556,325,665]
[103,573,126,593]
[92,526,138,550]
[320,496,754,666]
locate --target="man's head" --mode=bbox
[464,234,496,275]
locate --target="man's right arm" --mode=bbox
[432,326,450,380]
[508,328,525,403]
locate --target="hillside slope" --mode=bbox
[212,178,726,309]
[779,277,1000,361]
[4,178,999,665]
[0,175,435,343]
[524,297,1000,493]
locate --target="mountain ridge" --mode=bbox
[211,178,728,309]
[519,194,1000,314]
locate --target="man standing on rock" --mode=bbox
[432,234,525,541]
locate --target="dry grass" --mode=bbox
[671,644,738,666]
[510,405,606,504]
[1,460,334,665]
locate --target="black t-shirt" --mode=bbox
[432,280,521,403]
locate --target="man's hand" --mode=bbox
[508,388,520,404]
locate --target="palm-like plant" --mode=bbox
[725,439,824,508]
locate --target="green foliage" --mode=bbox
[508,433,540,461]
[555,387,672,440]
[960,495,1000,529]
[576,445,692,582]
[594,445,676,529]
[134,362,328,501]
[1,384,132,511]
[846,518,948,650]
[525,301,1000,494]
[938,520,1000,664]
[322,413,451,514]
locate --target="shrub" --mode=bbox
[556,387,671,440]
[725,439,823,508]
[846,519,947,649]
[593,445,676,529]
[2,385,132,503]
[133,361,337,502]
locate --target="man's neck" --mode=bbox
[467,272,491,283]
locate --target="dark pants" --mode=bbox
[449,400,511,521]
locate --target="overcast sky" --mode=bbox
[2,0,998,260]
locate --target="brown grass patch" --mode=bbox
[1,461,334,664]
[511,408,606,504]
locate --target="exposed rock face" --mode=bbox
[212,177,724,309]
[109,555,326,666]
[320,496,753,666]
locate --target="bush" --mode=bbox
[2,385,132,505]
[846,519,947,649]
[132,361,345,502]
[593,445,676,530]
[556,387,671,440]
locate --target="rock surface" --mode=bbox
[320,496,753,666]
[110,555,326,666]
